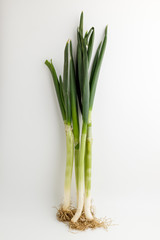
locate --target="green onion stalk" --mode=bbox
[70,41,80,198]
[71,13,90,222]
[84,110,93,220]
[72,13,108,222]
[63,123,74,210]
[84,27,108,220]
[45,40,79,211]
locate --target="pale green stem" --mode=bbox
[63,124,74,210]
[84,110,93,220]
[74,138,79,202]
[71,122,87,222]
[75,147,79,194]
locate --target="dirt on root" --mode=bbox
[56,206,112,231]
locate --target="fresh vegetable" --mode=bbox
[45,11,107,226]
[72,13,108,222]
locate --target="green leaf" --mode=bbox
[90,42,102,88]
[70,41,79,142]
[84,27,94,46]
[87,28,95,65]
[79,11,83,37]
[81,38,89,124]
[75,44,82,112]
[89,26,108,110]
[45,60,66,120]
[63,41,71,124]
[59,75,66,115]
[77,31,83,97]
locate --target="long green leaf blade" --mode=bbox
[77,31,83,97]
[89,26,108,110]
[63,41,71,124]
[75,46,82,112]
[59,75,66,116]
[45,60,66,121]
[81,39,89,124]
[89,42,102,88]
[87,28,95,65]
[70,41,79,143]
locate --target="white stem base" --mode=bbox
[71,189,84,223]
[84,195,93,220]
[63,190,70,211]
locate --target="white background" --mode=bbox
[0,0,160,239]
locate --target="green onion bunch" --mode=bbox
[45,12,107,223]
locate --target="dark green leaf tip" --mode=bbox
[105,25,108,35]
[79,12,84,36]
[80,11,83,18]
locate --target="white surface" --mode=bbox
[1,0,160,239]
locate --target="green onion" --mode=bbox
[45,12,108,224]
[84,26,108,220]
[45,42,74,210]
[72,15,108,222]
[70,41,79,191]
[71,26,90,222]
